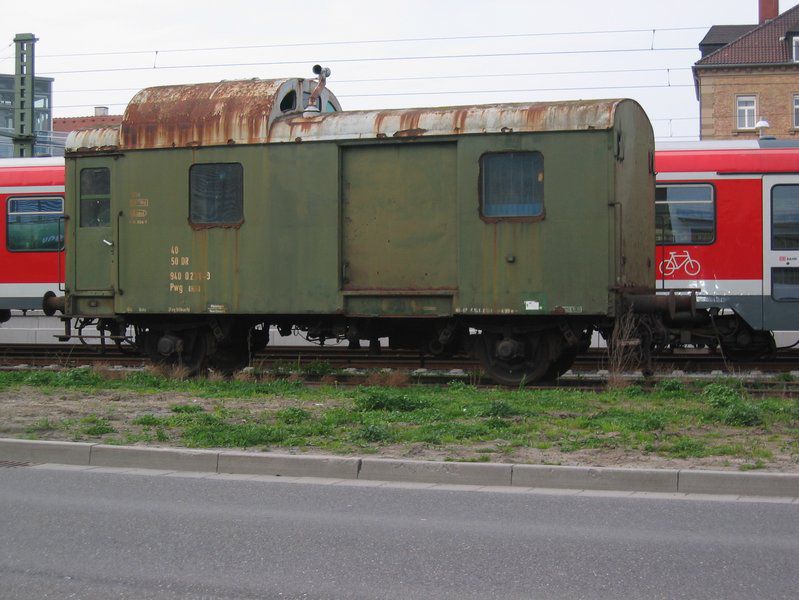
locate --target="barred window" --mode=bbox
[480,152,544,219]
[655,184,715,245]
[80,167,110,228]
[189,163,243,225]
[7,196,63,251]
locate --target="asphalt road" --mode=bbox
[0,465,797,599]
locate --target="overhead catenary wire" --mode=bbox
[39,46,700,76]
[36,26,711,59]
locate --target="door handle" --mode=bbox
[102,239,114,247]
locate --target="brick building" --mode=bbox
[694,0,799,140]
[52,106,122,133]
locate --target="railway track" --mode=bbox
[1,343,799,375]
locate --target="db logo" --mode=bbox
[659,251,701,277]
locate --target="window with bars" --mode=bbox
[479,152,544,219]
[189,163,244,225]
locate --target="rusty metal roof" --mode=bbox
[66,76,635,153]
[65,126,121,152]
[119,78,341,150]
[268,99,627,143]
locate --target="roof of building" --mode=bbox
[53,115,123,133]
[698,24,757,56]
[696,3,799,66]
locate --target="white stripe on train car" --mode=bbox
[663,279,762,295]
[656,172,759,181]
[0,283,59,296]
[0,186,65,194]
[0,157,64,168]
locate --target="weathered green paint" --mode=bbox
[342,143,457,291]
[65,100,654,323]
[71,157,115,295]
[344,294,453,317]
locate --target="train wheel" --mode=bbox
[720,330,776,361]
[208,326,253,374]
[541,348,578,382]
[142,328,210,375]
[475,332,553,387]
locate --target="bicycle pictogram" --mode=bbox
[659,250,700,277]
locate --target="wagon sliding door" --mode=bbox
[341,143,457,314]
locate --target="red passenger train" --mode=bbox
[655,141,799,355]
[0,157,65,323]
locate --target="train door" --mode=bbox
[73,159,115,293]
[762,175,799,329]
[341,143,457,291]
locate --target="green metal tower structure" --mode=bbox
[12,33,37,157]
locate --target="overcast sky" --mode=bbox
[2,0,796,140]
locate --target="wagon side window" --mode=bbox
[189,163,243,225]
[655,184,715,245]
[79,167,111,228]
[479,152,544,219]
[6,196,64,252]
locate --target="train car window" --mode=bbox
[325,101,337,113]
[479,151,544,218]
[655,184,715,245]
[6,196,64,252]
[79,168,111,228]
[772,268,799,302]
[771,185,799,250]
[189,163,243,225]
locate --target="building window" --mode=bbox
[479,152,544,219]
[793,36,799,62]
[772,184,799,250]
[189,163,243,225]
[794,95,799,129]
[736,96,756,130]
[80,168,111,227]
[6,196,63,251]
[655,184,715,245]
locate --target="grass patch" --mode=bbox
[1,370,797,467]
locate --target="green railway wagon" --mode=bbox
[51,70,661,385]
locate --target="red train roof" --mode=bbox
[0,158,64,188]
[656,148,799,175]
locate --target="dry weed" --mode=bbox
[150,363,191,381]
[233,369,256,383]
[364,370,410,387]
[607,309,640,389]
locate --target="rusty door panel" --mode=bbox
[342,143,457,291]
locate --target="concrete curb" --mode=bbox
[2,438,797,498]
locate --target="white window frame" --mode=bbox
[736,95,757,130]
[793,36,799,62]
